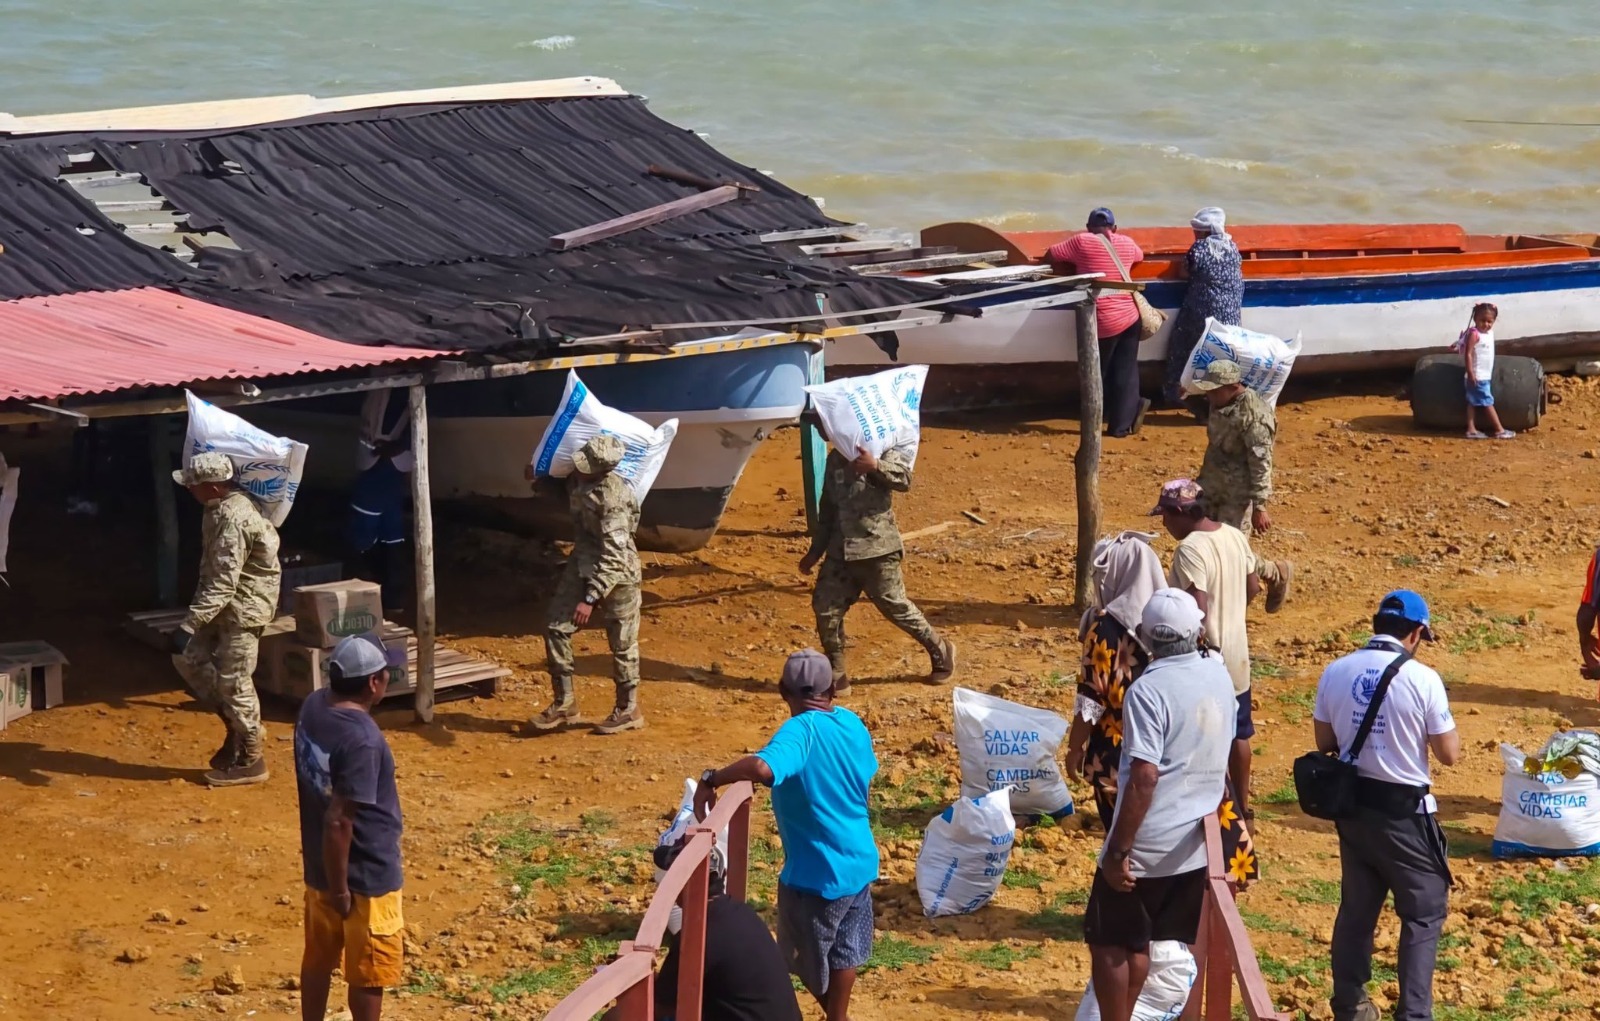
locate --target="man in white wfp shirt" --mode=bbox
[1084,587,1234,1021]
[1313,590,1461,1021]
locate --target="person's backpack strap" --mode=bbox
[1092,233,1133,283]
[1345,650,1413,762]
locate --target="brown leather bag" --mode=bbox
[1094,233,1165,340]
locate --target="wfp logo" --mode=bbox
[239,461,290,501]
[1351,669,1380,707]
[890,371,922,425]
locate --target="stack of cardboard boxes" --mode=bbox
[0,641,68,732]
[262,580,408,700]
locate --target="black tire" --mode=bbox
[1410,354,1545,433]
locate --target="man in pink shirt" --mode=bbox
[1046,207,1149,437]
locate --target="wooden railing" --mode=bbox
[546,781,753,1021]
[546,784,1286,1021]
[1183,813,1292,1021]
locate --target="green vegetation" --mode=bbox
[1394,553,1420,568]
[1260,780,1301,806]
[962,943,1042,969]
[1041,669,1070,689]
[490,965,574,1002]
[1238,908,1307,939]
[1257,951,1329,986]
[1497,935,1545,972]
[1285,878,1342,905]
[1021,890,1086,939]
[1251,658,1285,681]
[869,767,951,842]
[1444,609,1533,656]
[1002,866,1046,890]
[1274,687,1317,725]
[180,961,202,978]
[862,934,936,972]
[580,809,617,834]
[399,969,441,996]
[1489,859,1600,916]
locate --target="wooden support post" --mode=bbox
[149,415,179,608]
[1074,296,1102,610]
[408,385,437,724]
[674,854,711,1021]
[724,795,751,903]
[801,346,827,535]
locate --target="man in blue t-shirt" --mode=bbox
[295,635,405,1021]
[694,649,879,1021]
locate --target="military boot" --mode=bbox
[205,729,269,787]
[531,676,581,732]
[832,670,852,697]
[927,637,958,683]
[594,692,644,735]
[208,711,241,771]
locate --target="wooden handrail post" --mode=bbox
[614,942,654,1021]
[725,795,751,903]
[674,854,711,1021]
[1073,293,1102,610]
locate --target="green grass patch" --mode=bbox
[1498,934,1545,972]
[1251,658,1285,681]
[1257,951,1329,986]
[1021,890,1085,939]
[862,934,935,972]
[1439,931,1469,952]
[582,843,654,885]
[962,943,1042,969]
[1238,908,1307,939]
[1489,859,1600,917]
[1395,553,1420,568]
[580,809,617,834]
[1444,609,1533,656]
[1286,878,1341,905]
[1274,687,1317,724]
[474,814,580,894]
[869,767,951,841]
[180,961,202,978]
[1260,780,1300,806]
[490,965,575,1002]
[1041,669,1071,689]
[1002,867,1046,890]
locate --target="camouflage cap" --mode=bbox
[572,434,626,476]
[1149,477,1204,515]
[172,451,234,487]
[1188,359,1244,392]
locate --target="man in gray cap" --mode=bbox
[1189,360,1293,612]
[534,434,645,735]
[694,650,878,1021]
[171,451,281,786]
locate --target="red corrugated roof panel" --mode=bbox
[0,288,447,403]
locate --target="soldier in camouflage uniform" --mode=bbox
[800,421,956,692]
[170,452,281,787]
[1191,360,1294,612]
[533,435,644,735]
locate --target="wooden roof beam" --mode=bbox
[547,184,742,251]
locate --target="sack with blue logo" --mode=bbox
[916,786,1015,917]
[804,364,928,467]
[952,686,1074,822]
[1076,941,1197,1021]
[183,391,308,527]
[1178,318,1301,409]
[529,370,678,500]
[1492,734,1600,858]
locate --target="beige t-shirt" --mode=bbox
[1169,525,1253,694]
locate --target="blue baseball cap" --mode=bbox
[1087,206,1116,229]
[1375,590,1435,641]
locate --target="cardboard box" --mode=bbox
[272,637,410,702]
[277,556,343,613]
[0,640,67,710]
[293,580,383,648]
[0,666,32,728]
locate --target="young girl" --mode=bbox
[1459,302,1512,439]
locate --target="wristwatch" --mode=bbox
[700,768,718,787]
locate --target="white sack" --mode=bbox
[1179,318,1302,408]
[803,364,928,466]
[529,370,678,500]
[183,391,308,527]
[1492,742,1600,858]
[1075,941,1197,1021]
[656,777,732,935]
[952,687,1074,820]
[916,786,1016,917]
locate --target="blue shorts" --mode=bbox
[777,883,874,997]
[1235,690,1256,741]
[348,460,408,552]
[1465,377,1495,407]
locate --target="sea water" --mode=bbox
[1,0,1596,233]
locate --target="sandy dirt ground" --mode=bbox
[3,375,1600,1021]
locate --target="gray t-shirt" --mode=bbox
[1102,650,1235,877]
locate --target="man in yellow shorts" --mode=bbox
[294,635,405,1021]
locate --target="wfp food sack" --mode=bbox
[1178,318,1302,408]
[803,364,928,466]
[1492,733,1600,858]
[529,370,678,500]
[655,777,732,934]
[952,687,1074,820]
[183,391,308,527]
[916,786,1015,917]
[1075,941,1197,1021]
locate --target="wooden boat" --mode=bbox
[822,223,1600,407]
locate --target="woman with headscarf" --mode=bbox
[1163,206,1245,407]
[1066,530,1259,886]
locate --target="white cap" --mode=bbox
[1139,588,1205,644]
[330,633,388,681]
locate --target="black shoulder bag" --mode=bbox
[1293,649,1415,820]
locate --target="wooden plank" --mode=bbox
[799,239,910,256]
[548,185,742,251]
[857,250,1010,275]
[1073,294,1101,611]
[900,520,955,542]
[759,226,856,244]
[645,164,760,193]
[836,244,957,267]
[409,384,437,724]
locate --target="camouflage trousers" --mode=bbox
[545,567,640,709]
[173,620,264,742]
[812,552,940,678]
[1205,497,1282,585]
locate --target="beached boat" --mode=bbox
[822,223,1600,406]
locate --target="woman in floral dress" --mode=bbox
[1065,531,1259,886]
[1163,206,1245,407]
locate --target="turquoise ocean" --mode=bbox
[2,0,1597,233]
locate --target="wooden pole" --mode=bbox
[149,415,179,607]
[1074,294,1102,610]
[408,384,437,724]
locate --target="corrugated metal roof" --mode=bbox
[0,287,444,403]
